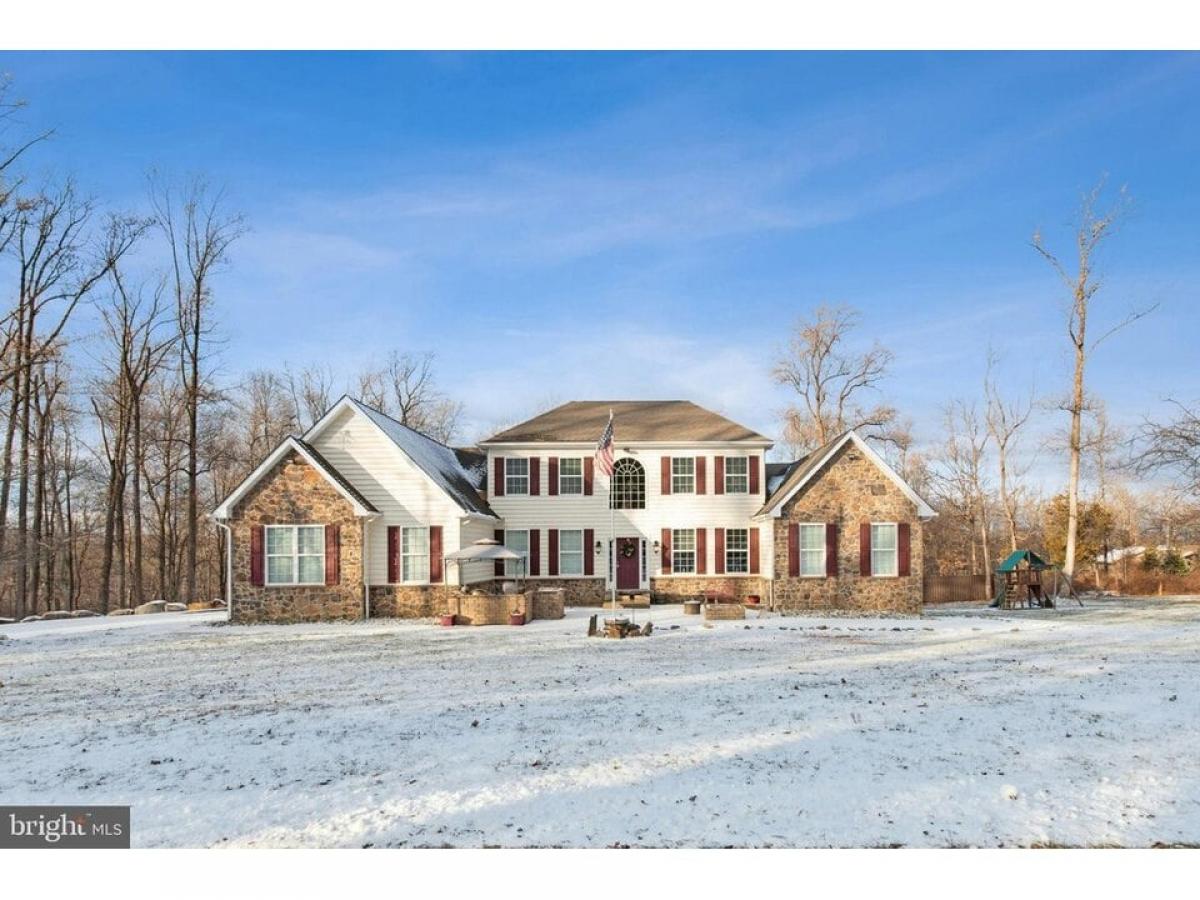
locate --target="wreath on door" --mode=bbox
[620,541,637,559]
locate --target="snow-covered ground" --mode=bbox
[2,600,1199,848]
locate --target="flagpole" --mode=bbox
[609,409,617,618]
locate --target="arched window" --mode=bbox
[610,457,645,509]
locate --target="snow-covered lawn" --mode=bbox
[2,600,1199,848]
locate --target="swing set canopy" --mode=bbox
[996,549,1052,573]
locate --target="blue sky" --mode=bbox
[2,51,1198,466]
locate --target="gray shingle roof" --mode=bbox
[482,400,770,444]
[348,399,497,518]
[756,431,849,516]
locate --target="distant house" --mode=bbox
[212,397,935,623]
[1095,545,1199,567]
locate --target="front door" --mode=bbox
[616,537,640,590]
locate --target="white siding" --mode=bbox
[487,444,773,583]
[310,406,488,585]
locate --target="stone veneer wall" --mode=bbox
[650,576,768,603]
[519,577,607,605]
[229,451,364,624]
[772,441,924,614]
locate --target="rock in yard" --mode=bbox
[134,600,168,615]
[108,608,135,616]
[41,610,73,620]
[20,615,43,623]
[164,602,188,612]
[71,609,100,618]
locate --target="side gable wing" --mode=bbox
[756,431,935,519]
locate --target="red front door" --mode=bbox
[616,537,640,590]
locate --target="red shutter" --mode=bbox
[660,528,672,574]
[584,528,595,576]
[494,528,505,577]
[530,457,541,496]
[714,456,725,495]
[660,457,672,495]
[860,522,872,576]
[749,528,760,575]
[387,526,399,583]
[250,525,265,586]
[583,458,594,495]
[548,458,559,496]
[529,529,540,577]
[325,524,340,586]
[714,528,726,575]
[898,523,911,577]
[696,457,706,495]
[826,523,839,577]
[696,528,707,575]
[787,523,799,577]
[749,456,761,494]
[548,529,559,576]
[429,525,443,583]
[493,457,505,497]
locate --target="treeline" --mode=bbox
[769,180,1200,588]
[0,81,463,618]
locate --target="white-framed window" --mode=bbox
[672,528,696,574]
[559,529,584,576]
[402,526,430,583]
[724,457,749,493]
[871,523,898,577]
[505,458,529,495]
[671,457,695,494]
[799,523,826,577]
[725,528,749,573]
[610,458,645,509]
[504,529,528,577]
[559,458,583,495]
[265,524,325,586]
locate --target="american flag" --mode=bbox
[595,410,615,478]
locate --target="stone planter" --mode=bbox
[683,600,702,615]
[703,603,745,621]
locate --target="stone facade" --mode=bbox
[649,576,768,603]
[772,442,923,614]
[229,451,364,624]
[519,577,607,606]
[369,584,457,618]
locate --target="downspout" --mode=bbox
[362,516,371,621]
[213,516,233,624]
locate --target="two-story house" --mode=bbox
[212,397,934,623]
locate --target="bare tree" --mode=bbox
[1139,399,1200,497]
[983,351,1034,554]
[284,362,336,432]
[240,369,295,460]
[94,269,176,608]
[930,400,993,576]
[151,175,243,604]
[356,351,463,443]
[1032,178,1154,578]
[772,304,897,455]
